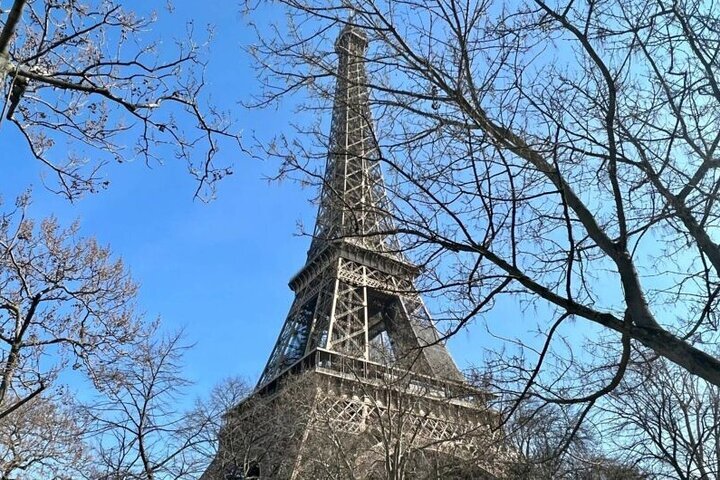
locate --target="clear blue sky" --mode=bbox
[0,1,545,398]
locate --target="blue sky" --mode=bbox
[0,1,551,398]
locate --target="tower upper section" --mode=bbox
[307,23,400,261]
[256,22,464,388]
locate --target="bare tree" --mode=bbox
[82,330,215,480]
[601,355,720,479]
[188,376,254,475]
[0,1,240,200]
[501,397,646,479]
[0,193,143,428]
[244,0,720,444]
[0,389,88,479]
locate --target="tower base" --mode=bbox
[202,349,506,480]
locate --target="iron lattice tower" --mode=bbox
[203,23,503,480]
[258,24,462,386]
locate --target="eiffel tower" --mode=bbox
[203,22,501,480]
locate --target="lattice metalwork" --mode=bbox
[203,22,504,480]
[308,24,401,260]
[300,374,505,477]
[203,365,506,480]
[259,251,464,385]
[312,392,487,446]
[257,22,463,387]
